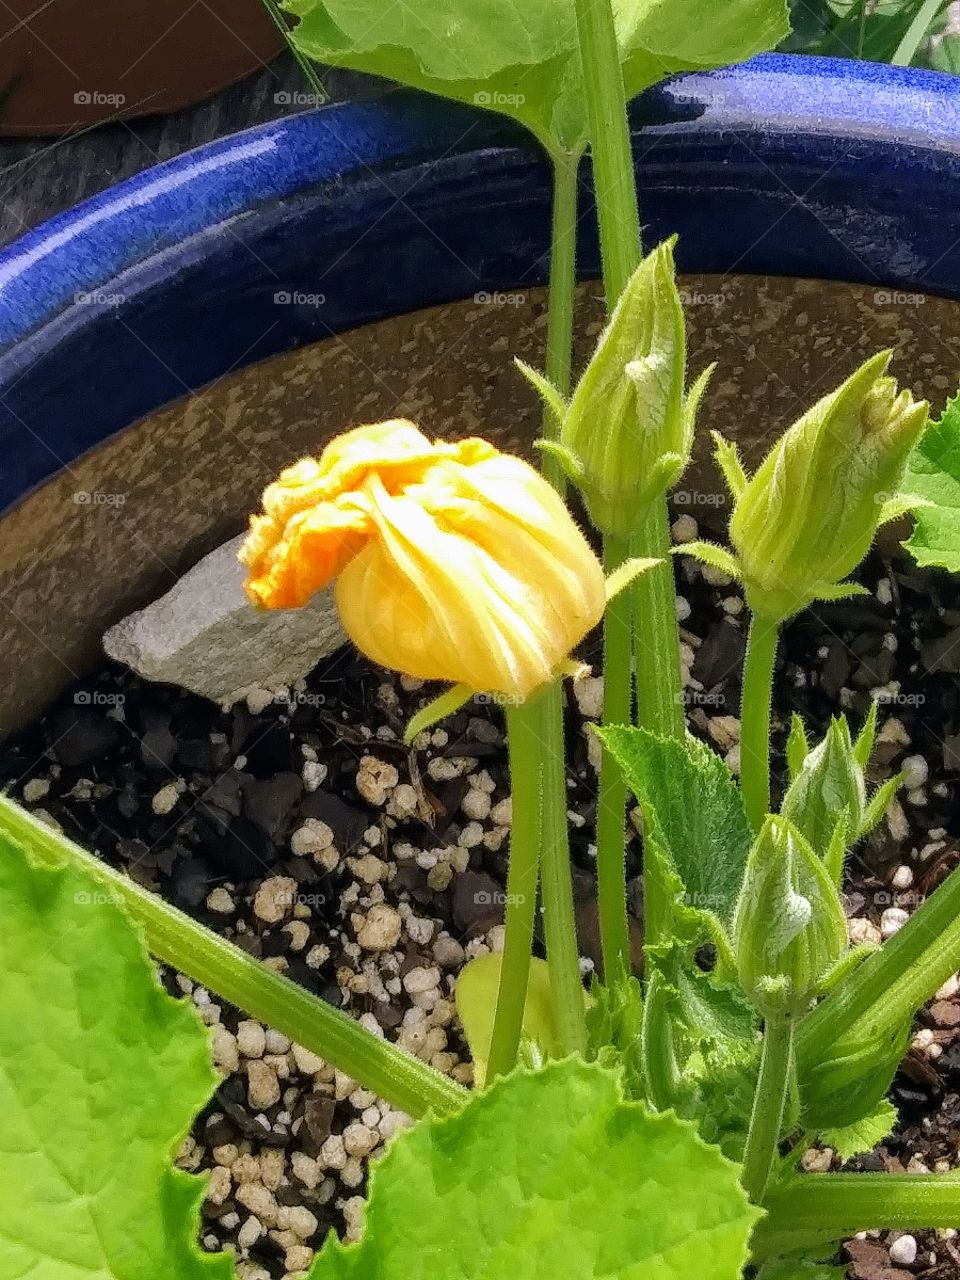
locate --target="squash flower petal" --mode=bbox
[240,420,606,700]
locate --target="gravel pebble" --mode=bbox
[206,886,235,914]
[151,782,181,816]
[354,903,402,952]
[237,1020,267,1059]
[247,1060,281,1109]
[888,1235,918,1266]
[355,756,399,805]
[901,754,929,790]
[881,907,910,938]
[253,876,297,924]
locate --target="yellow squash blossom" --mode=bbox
[240,420,606,700]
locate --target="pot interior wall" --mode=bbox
[2,275,957,737]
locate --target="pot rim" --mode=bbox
[1,52,959,514]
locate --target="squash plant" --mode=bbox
[5,0,960,1277]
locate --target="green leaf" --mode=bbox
[0,836,230,1280]
[904,391,960,571]
[455,953,567,1087]
[672,540,743,581]
[596,726,753,927]
[287,0,789,153]
[645,937,761,1153]
[821,1099,898,1161]
[308,1059,762,1280]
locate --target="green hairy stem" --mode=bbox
[755,1172,960,1259]
[740,1013,795,1203]
[539,684,589,1053]
[540,148,582,489]
[0,797,465,1120]
[798,856,960,1071]
[487,699,548,1080]
[596,533,634,978]
[740,614,780,831]
[572,0,686,988]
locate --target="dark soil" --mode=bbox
[3,513,960,1278]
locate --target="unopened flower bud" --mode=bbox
[732,817,846,1018]
[782,705,904,877]
[527,238,711,538]
[721,352,929,623]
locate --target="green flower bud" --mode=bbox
[528,238,712,538]
[720,352,929,623]
[732,817,846,1018]
[781,704,905,879]
[782,716,865,864]
[797,1023,909,1131]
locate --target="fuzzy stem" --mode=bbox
[741,614,780,831]
[486,699,545,1081]
[797,857,960,1076]
[538,683,588,1053]
[540,149,582,490]
[632,505,686,740]
[754,1172,960,1260]
[0,796,465,1118]
[572,0,642,302]
[572,0,685,743]
[596,534,633,979]
[741,1014,795,1204]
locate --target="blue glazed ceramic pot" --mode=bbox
[1,53,959,515]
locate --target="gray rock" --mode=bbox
[103,535,346,706]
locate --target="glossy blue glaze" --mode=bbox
[1,53,959,513]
